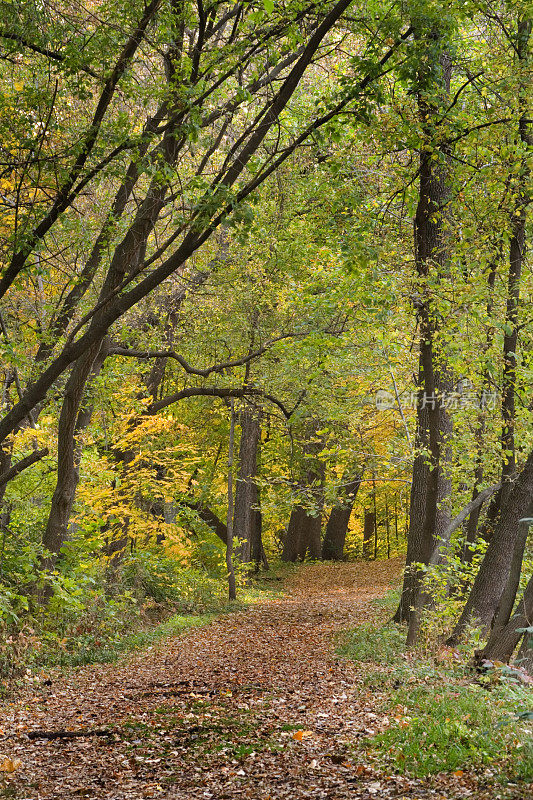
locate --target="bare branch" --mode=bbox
[148,386,292,419]
[108,333,295,376]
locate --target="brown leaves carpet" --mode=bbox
[0,559,529,799]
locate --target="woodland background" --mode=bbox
[0,0,531,680]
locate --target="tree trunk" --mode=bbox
[301,460,325,560]
[182,501,228,544]
[499,14,531,505]
[463,260,497,558]
[281,504,306,562]
[490,499,533,636]
[373,478,379,559]
[41,340,109,571]
[394,408,429,620]
[480,572,533,669]
[362,510,375,561]
[516,611,533,675]
[322,472,362,560]
[0,442,12,511]
[39,54,192,578]
[394,21,453,629]
[448,15,531,644]
[463,466,483,563]
[281,420,325,562]
[226,401,236,601]
[448,449,533,643]
[304,508,324,561]
[233,409,261,563]
[385,497,391,559]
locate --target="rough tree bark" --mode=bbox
[321,471,363,560]
[480,572,533,670]
[282,421,325,562]
[281,505,305,563]
[300,461,326,561]
[516,611,533,675]
[362,510,375,561]
[226,400,236,601]
[448,448,533,643]
[233,408,264,566]
[489,499,533,638]
[394,20,453,625]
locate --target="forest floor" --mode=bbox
[1,559,531,799]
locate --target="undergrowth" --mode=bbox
[339,605,533,783]
[1,549,286,684]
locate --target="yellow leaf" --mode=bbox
[14,80,24,92]
[0,757,23,772]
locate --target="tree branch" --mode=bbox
[0,447,49,489]
[0,14,413,445]
[0,0,162,301]
[0,30,100,78]
[148,386,292,419]
[108,333,295,376]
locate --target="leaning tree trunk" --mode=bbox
[515,610,533,675]
[0,441,12,513]
[181,500,228,545]
[41,340,109,573]
[447,14,531,644]
[322,471,363,560]
[480,572,533,670]
[489,499,533,638]
[39,54,190,580]
[448,448,533,643]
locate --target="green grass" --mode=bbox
[372,682,533,779]
[35,569,285,670]
[39,611,214,668]
[339,614,533,782]
[338,621,406,666]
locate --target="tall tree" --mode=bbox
[395,11,454,626]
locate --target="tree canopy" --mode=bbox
[0,0,531,680]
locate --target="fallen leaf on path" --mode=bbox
[0,757,23,772]
[292,729,313,740]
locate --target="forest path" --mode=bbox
[1,559,522,799]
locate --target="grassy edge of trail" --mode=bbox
[3,561,297,694]
[337,591,533,785]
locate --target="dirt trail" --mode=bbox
[0,559,525,799]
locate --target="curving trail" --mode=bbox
[1,559,528,799]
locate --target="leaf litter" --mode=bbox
[0,558,530,799]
